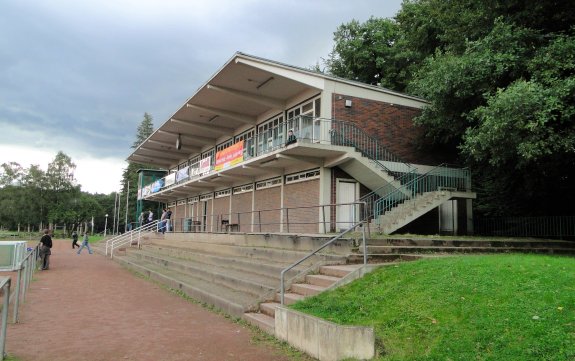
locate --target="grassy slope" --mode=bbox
[290,254,575,361]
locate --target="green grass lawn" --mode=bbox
[290,254,575,361]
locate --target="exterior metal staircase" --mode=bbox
[328,119,475,234]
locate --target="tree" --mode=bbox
[121,112,157,227]
[132,112,154,149]
[321,1,575,216]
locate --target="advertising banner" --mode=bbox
[200,156,211,175]
[165,172,176,187]
[176,166,189,182]
[215,141,244,171]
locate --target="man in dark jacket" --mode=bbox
[39,229,53,270]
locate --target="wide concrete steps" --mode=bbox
[146,240,346,266]
[140,244,313,281]
[359,238,575,255]
[129,249,278,297]
[242,264,364,335]
[114,253,255,317]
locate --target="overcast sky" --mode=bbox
[0,0,402,194]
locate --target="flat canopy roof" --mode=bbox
[128,52,425,168]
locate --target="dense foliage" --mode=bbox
[0,113,155,233]
[0,152,115,233]
[324,0,575,216]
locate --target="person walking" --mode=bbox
[72,231,80,249]
[77,232,93,255]
[39,229,53,270]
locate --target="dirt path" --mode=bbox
[6,239,297,361]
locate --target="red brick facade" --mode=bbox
[284,179,320,233]
[254,187,281,232]
[231,192,253,231]
[332,94,442,165]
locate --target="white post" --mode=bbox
[104,214,108,237]
[124,181,130,232]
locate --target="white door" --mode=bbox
[439,200,457,235]
[337,180,357,231]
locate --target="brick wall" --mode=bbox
[332,94,445,165]
[284,179,320,233]
[213,196,230,232]
[231,192,253,231]
[254,187,281,232]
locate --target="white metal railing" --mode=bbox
[105,220,159,259]
[0,277,11,361]
[11,242,41,324]
[280,220,368,305]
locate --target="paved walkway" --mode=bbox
[6,239,296,361]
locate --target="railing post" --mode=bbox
[13,266,22,323]
[0,279,11,360]
[362,221,367,266]
[286,208,290,233]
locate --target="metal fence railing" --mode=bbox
[0,277,10,361]
[105,220,160,258]
[170,202,368,235]
[474,216,575,239]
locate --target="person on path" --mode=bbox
[139,211,145,227]
[72,231,80,249]
[77,232,93,255]
[39,229,53,270]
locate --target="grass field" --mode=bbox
[291,254,575,361]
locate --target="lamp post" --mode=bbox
[104,214,109,237]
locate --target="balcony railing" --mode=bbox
[139,116,415,198]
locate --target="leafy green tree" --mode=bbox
[121,112,157,228]
[325,17,404,89]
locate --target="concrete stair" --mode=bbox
[242,264,364,335]
[98,235,349,319]
[358,237,575,258]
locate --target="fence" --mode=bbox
[170,202,368,235]
[474,216,575,239]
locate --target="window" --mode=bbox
[177,199,187,206]
[168,201,176,207]
[202,148,215,166]
[216,139,234,153]
[287,96,321,142]
[215,189,232,198]
[188,196,199,204]
[285,168,320,184]
[200,193,213,201]
[256,176,282,190]
[235,128,255,159]
[257,114,284,155]
[233,184,254,194]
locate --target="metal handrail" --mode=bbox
[0,277,11,361]
[140,115,415,195]
[280,218,367,305]
[374,164,470,218]
[12,242,41,323]
[173,202,368,234]
[106,220,159,258]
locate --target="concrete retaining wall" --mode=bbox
[275,306,375,361]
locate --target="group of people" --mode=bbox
[138,208,172,234]
[38,228,92,271]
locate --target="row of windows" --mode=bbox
[175,168,320,205]
[174,96,321,171]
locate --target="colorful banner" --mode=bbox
[215,141,244,171]
[164,172,176,187]
[151,179,164,193]
[200,156,211,175]
[176,166,189,182]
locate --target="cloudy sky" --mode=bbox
[0,0,402,194]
